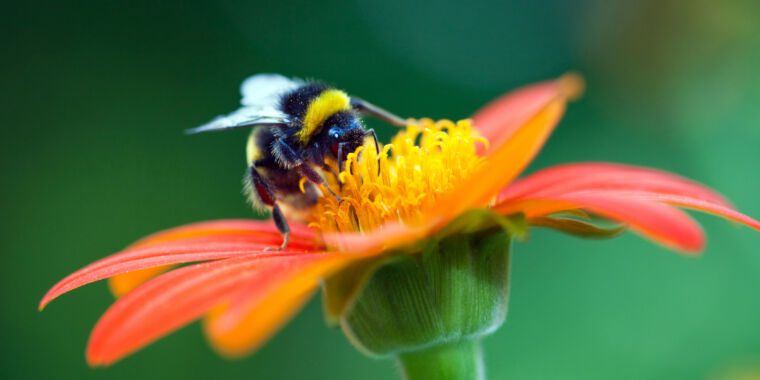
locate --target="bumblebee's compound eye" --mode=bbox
[328,127,343,156]
[327,127,339,155]
[328,126,342,140]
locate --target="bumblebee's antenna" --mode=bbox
[365,129,380,157]
[351,98,407,127]
[365,129,382,175]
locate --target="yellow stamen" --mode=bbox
[309,119,487,234]
[298,177,308,193]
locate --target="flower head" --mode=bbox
[40,73,760,367]
[311,118,486,234]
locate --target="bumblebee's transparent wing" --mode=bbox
[185,114,290,134]
[241,73,303,109]
[186,73,303,134]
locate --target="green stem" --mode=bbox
[397,340,485,380]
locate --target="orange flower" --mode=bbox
[40,74,760,366]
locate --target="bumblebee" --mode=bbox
[187,74,406,249]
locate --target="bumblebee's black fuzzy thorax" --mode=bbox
[279,83,330,118]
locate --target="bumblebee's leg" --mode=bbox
[350,97,407,127]
[337,142,348,173]
[321,164,342,190]
[273,138,342,201]
[301,165,341,201]
[249,164,290,250]
[270,204,290,250]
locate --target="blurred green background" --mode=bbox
[3,0,760,379]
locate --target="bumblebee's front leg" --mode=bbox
[321,163,342,190]
[273,138,342,201]
[297,163,342,201]
[249,165,290,250]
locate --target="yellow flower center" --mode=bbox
[308,119,488,234]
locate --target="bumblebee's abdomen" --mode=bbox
[256,164,319,215]
[246,125,273,165]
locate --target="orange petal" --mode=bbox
[109,266,172,298]
[40,241,314,310]
[320,218,440,255]
[594,191,760,231]
[129,219,318,249]
[203,254,350,357]
[496,162,760,243]
[107,219,320,297]
[85,253,333,366]
[41,220,320,310]
[472,72,584,156]
[496,193,705,253]
[499,162,730,206]
[431,95,567,223]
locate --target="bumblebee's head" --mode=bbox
[322,112,366,161]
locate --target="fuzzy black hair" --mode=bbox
[278,83,330,118]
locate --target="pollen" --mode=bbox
[309,119,488,234]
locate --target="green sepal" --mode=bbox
[339,227,511,357]
[530,215,626,239]
[437,208,527,238]
[322,254,402,326]
[321,209,524,327]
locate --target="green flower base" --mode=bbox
[336,221,513,380]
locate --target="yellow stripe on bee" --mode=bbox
[297,89,351,143]
[246,131,261,164]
